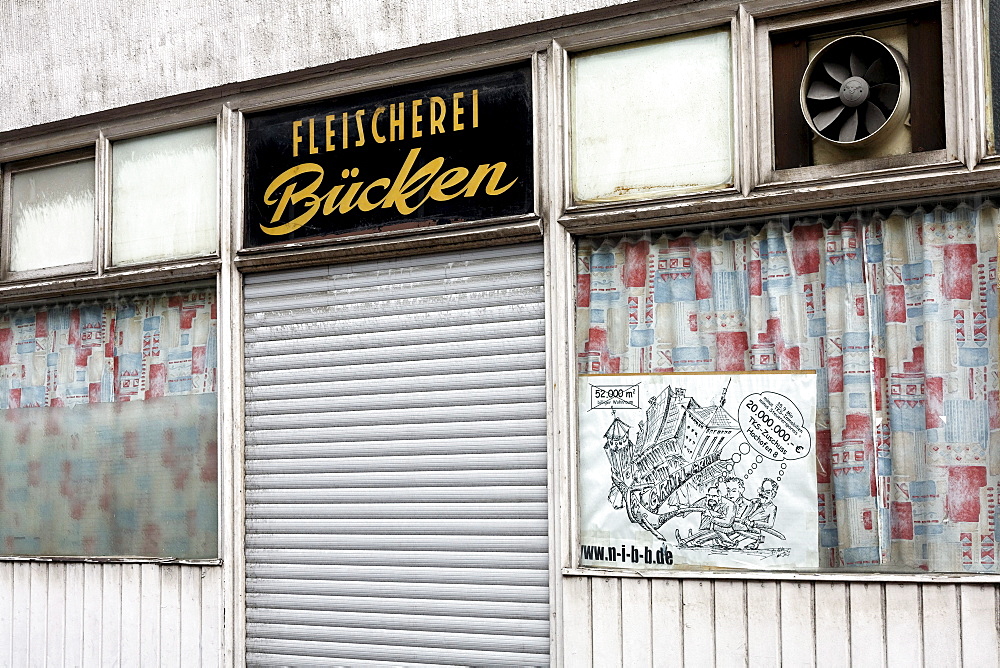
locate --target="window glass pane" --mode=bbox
[570,29,733,203]
[112,125,218,265]
[988,0,1000,151]
[0,289,218,558]
[576,196,1000,573]
[9,159,94,273]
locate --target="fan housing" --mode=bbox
[799,34,910,149]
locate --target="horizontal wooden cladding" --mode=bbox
[244,302,545,345]
[562,577,1000,667]
[0,562,221,667]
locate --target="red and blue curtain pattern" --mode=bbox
[577,202,1000,572]
[0,290,218,559]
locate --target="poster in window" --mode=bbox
[578,371,818,570]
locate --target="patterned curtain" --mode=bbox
[576,201,1000,572]
[0,290,218,558]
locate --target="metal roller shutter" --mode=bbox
[244,243,549,667]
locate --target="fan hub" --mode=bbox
[839,76,869,108]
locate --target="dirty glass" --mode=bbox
[111,124,218,266]
[570,29,733,203]
[9,159,95,273]
[0,289,218,558]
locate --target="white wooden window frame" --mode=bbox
[0,149,99,282]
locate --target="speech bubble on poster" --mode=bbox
[737,391,812,461]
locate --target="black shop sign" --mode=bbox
[243,65,533,247]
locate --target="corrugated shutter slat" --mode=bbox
[245,243,549,667]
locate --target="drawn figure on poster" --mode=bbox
[599,379,808,558]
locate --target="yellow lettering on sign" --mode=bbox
[389,102,405,143]
[261,163,325,235]
[354,110,366,148]
[325,115,337,152]
[259,149,519,235]
[411,99,423,139]
[452,92,464,132]
[372,107,386,143]
[429,97,446,135]
[308,118,319,154]
[292,121,304,157]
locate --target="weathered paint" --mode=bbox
[0,562,223,666]
[0,0,635,133]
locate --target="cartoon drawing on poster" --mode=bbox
[578,372,818,570]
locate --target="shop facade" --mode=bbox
[2,0,1000,665]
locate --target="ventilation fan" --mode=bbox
[799,34,910,148]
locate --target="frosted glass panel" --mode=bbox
[9,159,94,272]
[112,124,218,265]
[0,290,219,558]
[571,29,733,202]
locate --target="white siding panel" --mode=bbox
[620,578,652,668]
[780,582,815,666]
[922,584,961,666]
[746,580,780,666]
[960,585,999,667]
[885,584,923,668]
[850,582,886,668]
[713,580,747,666]
[0,562,222,666]
[650,579,683,666]
[682,580,715,668]
[562,577,998,667]
[814,582,850,668]
[591,577,623,666]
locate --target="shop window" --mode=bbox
[576,196,999,573]
[111,124,218,266]
[569,29,733,203]
[0,288,218,559]
[6,156,95,276]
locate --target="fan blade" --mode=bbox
[865,101,887,132]
[814,105,846,131]
[807,80,841,100]
[850,51,866,77]
[824,61,850,84]
[871,83,900,110]
[839,109,859,142]
[863,59,886,85]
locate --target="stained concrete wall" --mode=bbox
[0,0,636,133]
